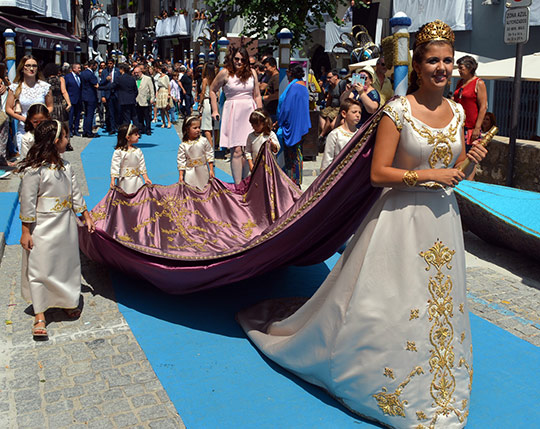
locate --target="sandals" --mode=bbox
[64,308,81,319]
[32,319,48,341]
[167,123,172,128]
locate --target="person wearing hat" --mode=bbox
[348,65,380,126]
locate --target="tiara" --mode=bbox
[415,20,455,47]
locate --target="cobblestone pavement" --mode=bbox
[0,128,538,428]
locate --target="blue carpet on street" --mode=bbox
[2,124,539,428]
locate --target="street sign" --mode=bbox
[504,7,530,44]
[505,0,532,7]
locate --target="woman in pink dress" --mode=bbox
[210,46,262,183]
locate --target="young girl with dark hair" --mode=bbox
[245,108,280,172]
[110,123,152,193]
[18,120,95,340]
[20,103,51,159]
[177,115,214,190]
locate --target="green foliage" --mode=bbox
[206,0,346,48]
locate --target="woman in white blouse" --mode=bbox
[5,56,53,156]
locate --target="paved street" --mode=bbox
[0,125,538,428]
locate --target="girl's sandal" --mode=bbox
[64,308,81,319]
[32,320,48,341]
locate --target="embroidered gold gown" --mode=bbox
[110,147,148,194]
[20,162,88,314]
[177,136,214,190]
[238,97,473,428]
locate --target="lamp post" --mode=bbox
[75,45,82,64]
[277,28,293,95]
[208,51,216,63]
[198,52,206,64]
[217,37,229,68]
[389,12,411,96]
[55,44,62,66]
[24,39,33,57]
[3,29,16,83]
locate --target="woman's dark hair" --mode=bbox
[249,108,273,135]
[160,65,168,74]
[182,115,201,140]
[288,63,305,80]
[457,55,478,75]
[17,120,67,172]
[42,63,60,79]
[407,40,454,95]
[202,62,216,86]
[116,123,140,149]
[224,46,252,83]
[24,103,51,132]
[482,111,497,132]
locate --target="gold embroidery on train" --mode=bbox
[373,366,424,417]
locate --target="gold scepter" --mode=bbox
[458,125,498,172]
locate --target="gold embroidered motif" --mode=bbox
[460,332,465,344]
[459,303,464,313]
[373,366,424,417]
[461,399,468,410]
[50,197,72,212]
[241,220,257,239]
[418,240,469,426]
[382,104,403,131]
[400,97,461,169]
[458,356,473,391]
[91,210,107,221]
[120,168,142,177]
[410,309,419,320]
[416,411,427,420]
[117,234,133,242]
[20,215,36,222]
[74,205,87,214]
[384,368,395,379]
[406,341,418,352]
[186,158,205,168]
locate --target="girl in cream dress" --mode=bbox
[110,124,152,194]
[237,21,488,428]
[18,120,95,340]
[244,109,280,173]
[177,116,214,190]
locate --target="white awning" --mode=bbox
[471,52,540,81]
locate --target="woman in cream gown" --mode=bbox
[238,21,487,429]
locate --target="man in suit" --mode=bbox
[133,66,155,135]
[99,58,120,134]
[64,63,82,137]
[112,63,138,126]
[80,60,100,138]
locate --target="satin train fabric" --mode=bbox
[79,111,384,294]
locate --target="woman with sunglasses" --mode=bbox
[210,46,262,184]
[6,56,53,157]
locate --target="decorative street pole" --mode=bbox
[208,51,216,63]
[24,39,33,57]
[190,48,194,68]
[389,12,411,96]
[75,45,82,64]
[55,44,62,66]
[217,37,229,68]
[277,28,293,95]
[198,52,205,64]
[3,29,16,83]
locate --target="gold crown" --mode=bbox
[415,20,455,47]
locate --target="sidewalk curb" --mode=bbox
[0,192,19,261]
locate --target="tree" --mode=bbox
[205,0,346,49]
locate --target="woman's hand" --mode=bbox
[270,142,279,154]
[466,140,488,165]
[66,103,72,111]
[20,231,33,251]
[353,83,365,95]
[211,112,220,121]
[431,168,466,187]
[471,127,481,141]
[83,211,96,233]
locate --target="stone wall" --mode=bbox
[475,137,540,192]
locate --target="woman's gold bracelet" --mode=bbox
[402,170,419,187]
